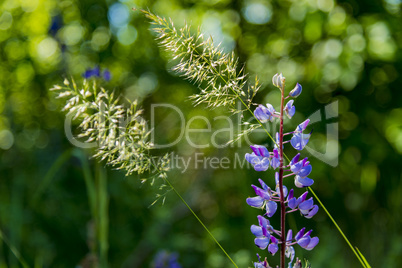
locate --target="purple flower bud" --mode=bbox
[296,119,310,132]
[252,185,271,200]
[286,229,293,242]
[288,197,298,209]
[258,178,270,191]
[295,228,305,241]
[289,83,302,98]
[297,191,309,203]
[284,100,296,119]
[251,145,270,157]
[287,189,294,200]
[258,215,269,228]
[272,73,284,89]
[290,153,300,165]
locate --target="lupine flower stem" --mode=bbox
[278,81,286,268]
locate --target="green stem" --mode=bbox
[0,228,29,268]
[162,177,239,268]
[308,187,367,268]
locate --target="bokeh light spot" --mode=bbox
[61,23,84,46]
[243,3,272,25]
[0,11,13,30]
[0,129,14,150]
[117,25,138,46]
[108,3,130,28]
[37,37,58,60]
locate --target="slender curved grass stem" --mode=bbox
[163,177,239,268]
[0,228,29,268]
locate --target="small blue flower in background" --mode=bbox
[246,145,271,171]
[48,14,63,37]
[284,100,295,119]
[83,66,111,81]
[289,83,302,98]
[153,250,182,268]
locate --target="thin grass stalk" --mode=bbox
[0,228,29,268]
[96,163,109,268]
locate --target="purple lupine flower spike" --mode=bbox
[83,66,111,81]
[247,73,318,266]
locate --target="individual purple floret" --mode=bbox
[284,100,295,119]
[246,145,271,171]
[295,228,319,251]
[289,83,302,98]
[290,154,312,178]
[153,250,182,268]
[289,154,314,187]
[247,179,278,217]
[252,215,273,249]
[290,120,312,150]
[254,104,276,123]
[287,190,319,218]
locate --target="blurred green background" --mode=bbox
[0,0,401,267]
